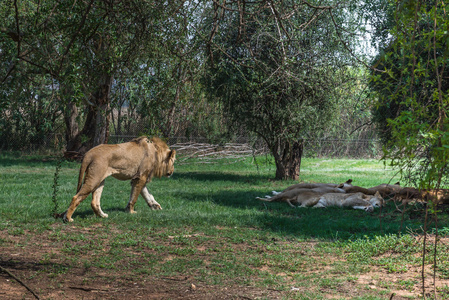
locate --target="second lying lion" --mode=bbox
[311,192,384,212]
[257,190,384,212]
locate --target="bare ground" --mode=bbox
[1,226,448,299]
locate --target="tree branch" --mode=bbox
[14,0,21,57]
[268,1,286,60]
[299,0,336,10]
[329,9,386,73]
[0,265,40,299]
[19,56,59,78]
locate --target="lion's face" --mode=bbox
[162,149,176,177]
[370,191,384,207]
[146,137,176,178]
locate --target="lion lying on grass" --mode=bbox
[279,179,353,192]
[310,191,384,212]
[257,188,383,212]
[342,182,402,197]
[57,137,176,222]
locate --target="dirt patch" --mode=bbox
[0,261,282,300]
[356,265,449,299]
[1,227,447,299]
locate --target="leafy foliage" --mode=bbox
[369,0,449,189]
[0,0,192,152]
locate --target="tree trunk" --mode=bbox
[273,139,303,180]
[65,74,112,158]
[64,101,81,151]
[62,85,84,159]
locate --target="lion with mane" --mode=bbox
[59,136,176,222]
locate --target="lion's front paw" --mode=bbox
[365,206,374,213]
[151,204,162,210]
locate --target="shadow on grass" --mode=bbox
[168,187,415,240]
[161,172,428,239]
[0,155,78,168]
[172,171,272,183]
[62,206,128,220]
[1,258,69,273]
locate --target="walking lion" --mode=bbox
[58,137,176,222]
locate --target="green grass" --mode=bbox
[1,153,449,298]
[0,155,403,237]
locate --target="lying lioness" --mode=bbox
[342,182,402,197]
[311,191,384,212]
[270,186,345,196]
[257,190,383,212]
[395,187,449,205]
[260,184,346,207]
[281,179,353,192]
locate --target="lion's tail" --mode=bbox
[256,196,275,202]
[76,157,91,193]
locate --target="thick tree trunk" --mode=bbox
[273,139,303,180]
[65,74,112,158]
[93,97,110,147]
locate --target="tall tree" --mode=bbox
[368,0,449,189]
[202,1,361,179]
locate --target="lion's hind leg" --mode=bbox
[64,192,90,223]
[91,180,108,218]
[64,170,106,222]
[299,196,321,208]
[286,199,297,208]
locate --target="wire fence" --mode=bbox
[1,98,381,160]
[6,133,382,160]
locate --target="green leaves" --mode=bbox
[369,0,449,189]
